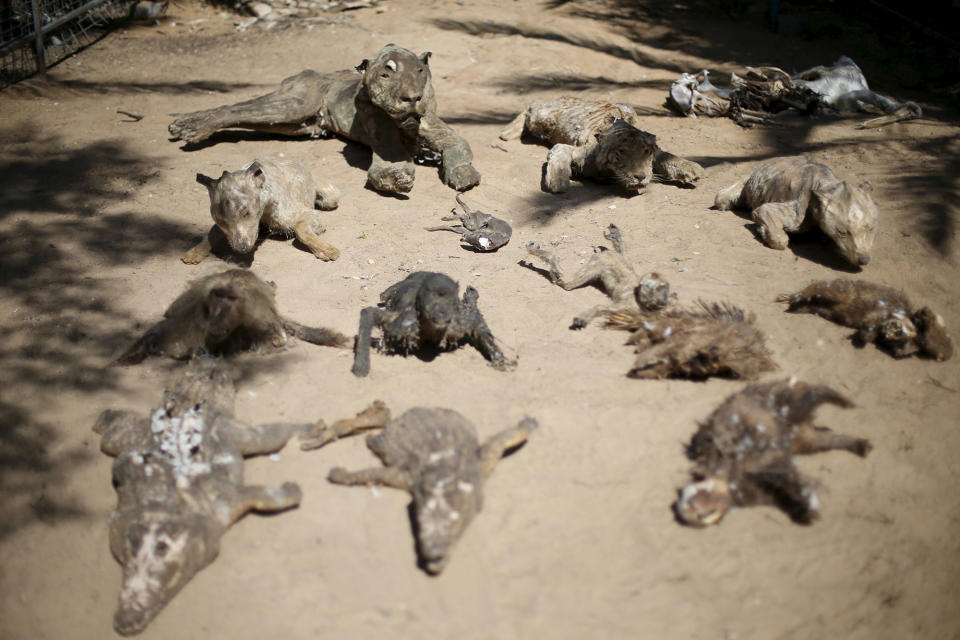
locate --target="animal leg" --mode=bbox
[571,304,611,330]
[524,243,602,292]
[543,143,576,193]
[93,410,146,456]
[419,114,481,191]
[752,201,804,250]
[747,464,821,524]
[424,224,467,234]
[300,401,391,450]
[294,214,340,261]
[168,70,327,144]
[792,424,872,457]
[314,178,341,211]
[713,180,745,210]
[498,112,527,141]
[462,286,516,370]
[653,150,702,186]
[219,417,315,455]
[228,482,302,523]
[281,319,350,348]
[352,306,382,377]
[181,232,212,265]
[362,110,416,194]
[479,417,538,477]
[327,465,411,491]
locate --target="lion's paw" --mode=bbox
[446,164,481,191]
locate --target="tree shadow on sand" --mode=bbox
[0,127,201,539]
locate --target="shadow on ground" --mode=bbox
[0,126,197,539]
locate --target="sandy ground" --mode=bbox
[1,0,959,638]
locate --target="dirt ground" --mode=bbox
[1,0,958,638]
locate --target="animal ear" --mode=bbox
[419,51,432,64]
[248,163,266,188]
[355,59,369,74]
[196,173,216,189]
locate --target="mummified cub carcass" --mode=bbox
[117,269,350,365]
[322,403,537,574]
[169,44,480,195]
[675,378,871,527]
[714,155,878,267]
[522,224,671,329]
[777,278,953,360]
[351,271,515,377]
[182,156,341,264]
[94,359,331,634]
[499,97,702,193]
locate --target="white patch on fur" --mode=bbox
[478,237,491,248]
[385,60,397,72]
[119,525,188,611]
[151,406,210,479]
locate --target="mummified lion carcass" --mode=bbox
[169,44,480,195]
[666,56,921,128]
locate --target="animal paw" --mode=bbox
[180,248,208,265]
[570,317,588,330]
[327,467,351,484]
[168,115,217,144]
[368,165,415,194]
[445,163,481,191]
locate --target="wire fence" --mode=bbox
[1,0,135,89]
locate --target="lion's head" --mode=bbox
[592,119,659,191]
[357,44,436,131]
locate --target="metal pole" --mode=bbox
[31,0,46,74]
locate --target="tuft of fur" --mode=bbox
[777,278,953,360]
[715,155,878,267]
[500,97,702,193]
[676,378,871,527]
[116,269,350,365]
[604,301,776,379]
[325,405,537,574]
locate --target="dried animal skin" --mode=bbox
[778,278,953,360]
[425,193,512,252]
[169,45,479,194]
[714,155,878,268]
[499,97,702,192]
[116,269,349,365]
[94,359,327,635]
[522,224,671,329]
[324,404,537,574]
[676,378,871,527]
[605,301,776,380]
[182,156,340,264]
[351,271,514,377]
